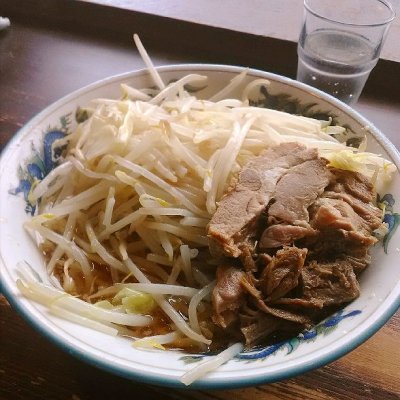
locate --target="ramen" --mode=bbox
[16,35,395,385]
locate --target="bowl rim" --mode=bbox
[1,63,399,389]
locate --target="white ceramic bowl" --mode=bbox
[1,65,399,389]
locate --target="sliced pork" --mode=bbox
[259,224,316,249]
[208,142,384,348]
[301,260,360,307]
[267,158,332,224]
[259,246,307,301]
[212,265,246,328]
[207,143,321,258]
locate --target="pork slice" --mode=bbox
[346,253,371,274]
[256,299,313,326]
[259,246,307,301]
[240,309,304,348]
[323,191,383,231]
[310,197,379,240]
[340,229,378,246]
[308,197,379,257]
[259,224,316,249]
[207,143,319,257]
[212,265,246,328]
[272,297,325,309]
[301,260,360,307]
[328,168,376,203]
[267,158,332,224]
[241,273,262,299]
[239,243,258,272]
[302,231,373,263]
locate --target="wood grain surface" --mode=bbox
[0,11,399,400]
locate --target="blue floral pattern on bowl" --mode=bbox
[378,194,400,253]
[9,113,72,215]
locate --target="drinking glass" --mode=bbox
[297,0,395,105]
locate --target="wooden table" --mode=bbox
[1,7,399,400]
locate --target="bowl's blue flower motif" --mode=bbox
[43,130,67,172]
[377,193,400,253]
[236,309,362,362]
[180,309,362,364]
[27,163,45,181]
[9,114,71,215]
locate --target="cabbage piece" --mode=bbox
[94,300,113,309]
[113,288,156,314]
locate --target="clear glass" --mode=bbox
[296,0,395,105]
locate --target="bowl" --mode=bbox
[1,64,399,389]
